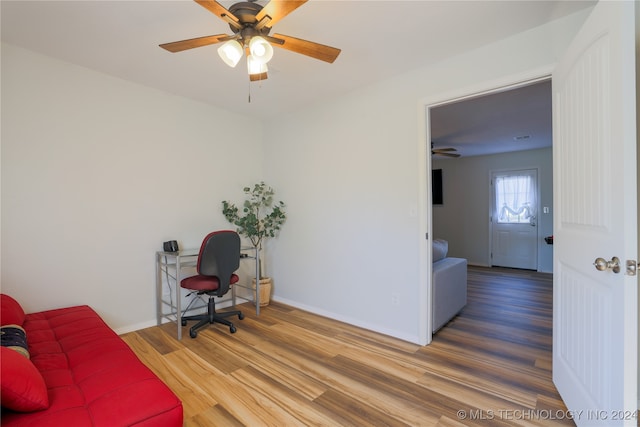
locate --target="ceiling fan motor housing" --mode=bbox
[228,1,271,43]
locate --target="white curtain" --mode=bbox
[496,173,536,223]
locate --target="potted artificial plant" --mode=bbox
[222,182,286,306]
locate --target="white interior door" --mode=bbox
[552,2,637,426]
[491,169,538,270]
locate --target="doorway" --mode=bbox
[421,75,553,345]
[428,78,552,270]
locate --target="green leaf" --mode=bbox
[220,182,287,248]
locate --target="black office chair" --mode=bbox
[180,230,244,338]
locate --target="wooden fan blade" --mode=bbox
[160,34,229,53]
[256,1,307,28]
[433,152,461,158]
[433,147,457,152]
[249,72,269,82]
[194,0,241,29]
[272,33,341,63]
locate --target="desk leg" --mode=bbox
[175,255,182,340]
[155,253,162,326]
[255,248,260,316]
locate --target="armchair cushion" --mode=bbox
[432,238,449,263]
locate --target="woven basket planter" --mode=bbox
[251,277,272,307]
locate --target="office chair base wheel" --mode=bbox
[230,325,237,333]
[189,330,198,339]
[238,313,245,320]
[181,319,187,326]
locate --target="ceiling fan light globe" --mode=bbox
[218,40,243,67]
[247,55,268,75]
[249,36,273,64]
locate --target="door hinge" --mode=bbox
[626,259,638,276]
[426,233,429,240]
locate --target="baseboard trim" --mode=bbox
[114,298,237,336]
[117,297,423,345]
[271,295,422,345]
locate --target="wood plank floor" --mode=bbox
[122,266,576,426]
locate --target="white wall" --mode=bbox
[1,43,262,332]
[432,148,554,273]
[261,10,589,343]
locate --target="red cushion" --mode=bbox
[1,294,26,326]
[181,273,239,291]
[0,346,49,412]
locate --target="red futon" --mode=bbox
[0,294,183,426]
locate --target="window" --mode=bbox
[494,170,537,224]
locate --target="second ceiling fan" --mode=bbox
[160,0,341,81]
[431,142,460,158]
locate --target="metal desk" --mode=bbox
[155,246,260,340]
[156,249,197,340]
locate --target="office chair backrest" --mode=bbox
[197,230,241,296]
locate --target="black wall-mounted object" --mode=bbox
[432,169,443,205]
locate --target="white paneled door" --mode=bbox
[552,1,637,426]
[490,169,538,270]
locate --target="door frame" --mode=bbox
[418,70,552,345]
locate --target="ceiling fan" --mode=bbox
[431,142,460,158]
[159,0,341,81]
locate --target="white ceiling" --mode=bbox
[2,0,595,124]
[431,79,552,158]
